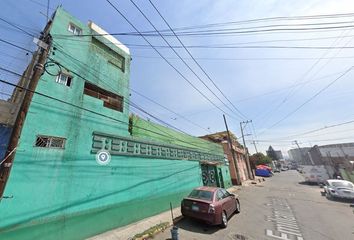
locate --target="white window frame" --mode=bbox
[68,23,82,35]
[56,73,72,87]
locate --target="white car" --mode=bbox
[323,179,354,200]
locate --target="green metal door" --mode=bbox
[201,164,217,187]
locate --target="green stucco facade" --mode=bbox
[130,115,224,155]
[0,7,230,240]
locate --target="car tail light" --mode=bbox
[208,204,215,213]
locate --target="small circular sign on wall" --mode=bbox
[96,150,111,165]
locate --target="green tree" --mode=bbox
[250,152,273,167]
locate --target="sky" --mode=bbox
[1,0,354,157]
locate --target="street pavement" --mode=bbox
[154,170,354,240]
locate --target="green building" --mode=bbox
[0,7,231,240]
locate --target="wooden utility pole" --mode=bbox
[223,114,241,185]
[252,140,258,153]
[0,24,52,198]
[240,120,254,180]
[293,140,313,165]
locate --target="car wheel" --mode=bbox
[235,199,240,213]
[220,211,228,228]
[326,192,332,200]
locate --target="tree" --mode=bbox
[249,152,273,167]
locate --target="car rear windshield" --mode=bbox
[332,182,353,189]
[188,190,213,201]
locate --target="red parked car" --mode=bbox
[181,186,240,228]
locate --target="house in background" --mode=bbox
[0,7,231,240]
[288,147,312,165]
[200,131,251,185]
[267,145,283,160]
[308,143,354,182]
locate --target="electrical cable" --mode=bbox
[260,66,353,133]
[256,28,352,131]
[127,0,245,121]
[0,62,212,150]
[53,23,354,38]
[0,76,220,154]
[0,18,219,134]
[51,42,212,134]
[0,17,36,37]
[147,0,247,119]
[105,0,243,123]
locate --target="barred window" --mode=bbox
[35,135,66,149]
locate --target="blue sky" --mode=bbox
[1,0,354,156]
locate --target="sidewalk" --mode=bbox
[89,177,264,240]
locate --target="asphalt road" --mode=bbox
[154,170,354,240]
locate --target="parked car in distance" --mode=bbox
[323,179,354,200]
[301,165,330,184]
[281,166,288,171]
[181,186,240,228]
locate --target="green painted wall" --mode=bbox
[220,165,232,188]
[131,115,224,155]
[0,7,233,240]
[0,7,203,240]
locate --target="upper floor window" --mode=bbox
[35,135,66,149]
[91,37,125,72]
[56,73,72,87]
[83,81,124,112]
[68,23,82,35]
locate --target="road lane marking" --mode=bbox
[266,197,304,240]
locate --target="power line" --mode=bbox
[147,0,247,119]
[0,38,34,53]
[0,76,219,154]
[280,119,354,139]
[132,55,354,61]
[0,17,36,37]
[51,42,212,134]
[256,28,351,130]
[54,23,354,38]
[150,20,354,35]
[52,10,354,38]
[164,12,354,30]
[0,17,220,134]
[0,58,213,150]
[258,66,354,135]
[50,32,354,49]
[127,0,244,120]
[130,89,211,133]
[105,0,242,123]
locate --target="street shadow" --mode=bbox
[172,217,221,235]
[298,181,320,186]
[326,197,354,204]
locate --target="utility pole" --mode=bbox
[293,140,313,165]
[252,140,258,153]
[0,23,52,199]
[240,120,254,180]
[223,114,241,185]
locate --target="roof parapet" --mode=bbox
[88,21,130,55]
